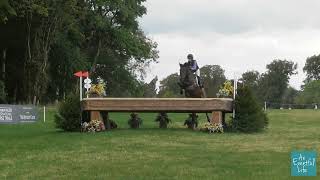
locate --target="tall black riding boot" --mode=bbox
[197,76,203,88]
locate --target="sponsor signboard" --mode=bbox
[0,105,38,124]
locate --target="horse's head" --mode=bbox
[179,63,187,84]
[179,62,195,88]
[178,62,204,98]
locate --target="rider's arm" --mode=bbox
[190,60,199,72]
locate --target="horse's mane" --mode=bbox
[180,62,189,67]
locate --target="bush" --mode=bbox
[155,112,171,128]
[184,113,198,129]
[128,113,142,129]
[232,85,268,133]
[54,94,81,131]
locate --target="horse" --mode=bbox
[178,62,205,98]
[178,62,211,123]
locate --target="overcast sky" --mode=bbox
[139,0,320,89]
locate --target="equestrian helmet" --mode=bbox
[187,54,194,60]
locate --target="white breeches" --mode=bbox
[195,69,200,76]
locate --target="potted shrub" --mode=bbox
[155,112,171,128]
[184,113,198,129]
[128,113,143,129]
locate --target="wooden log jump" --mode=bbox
[81,98,233,129]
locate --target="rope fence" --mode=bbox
[264,102,318,111]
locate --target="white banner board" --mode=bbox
[0,105,38,124]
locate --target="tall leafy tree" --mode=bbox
[241,71,260,89]
[143,76,158,97]
[158,73,182,98]
[240,70,260,100]
[1,0,77,103]
[91,64,145,97]
[258,60,297,103]
[303,54,320,82]
[81,0,158,97]
[0,0,158,103]
[200,65,226,97]
[0,0,16,23]
[295,80,320,104]
[281,86,298,104]
[81,0,158,72]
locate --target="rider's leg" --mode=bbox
[196,69,203,88]
[197,76,202,87]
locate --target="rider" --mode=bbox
[187,54,203,88]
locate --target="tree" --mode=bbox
[295,80,320,104]
[200,65,226,97]
[0,80,6,103]
[81,0,158,74]
[46,29,89,102]
[90,64,145,97]
[80,0,158,97]
[303,55,320,82]
[241,70,260,100]
[143,76,158,97]
[258,60,297,103]
[281,87,298,104]
[232,85,268,133]
[1,0,83,103]
[241,70,260,89]
[0,0,16,23]
[0,0,158,103]
[158,73,182,98]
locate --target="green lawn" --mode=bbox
[0,109,319,179]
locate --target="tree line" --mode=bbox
[153,57,320,108]
[0,0,157,104]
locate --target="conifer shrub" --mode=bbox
[54,94,81,131]
[231,85,268,133]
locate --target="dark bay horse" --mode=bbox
[178,62,205,98]
[178,62,210,123]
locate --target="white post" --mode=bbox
[43,106,46,123]
[233,80,236,100]
[80,76,83,101]
[86,85,89,98]
[233,78,237,119]
[85,77,90,98]
[264,101,267,112]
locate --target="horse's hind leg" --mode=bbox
[201,88,207,98]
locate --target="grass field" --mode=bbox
[0,108,319,179]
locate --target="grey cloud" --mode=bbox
[140,0,320,35]
[141,0,320,89]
